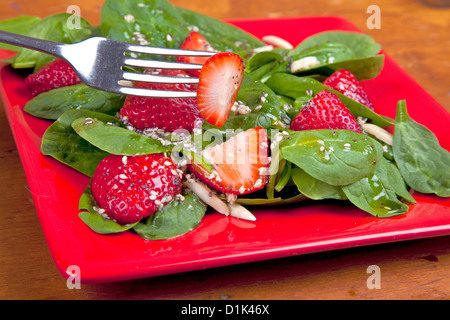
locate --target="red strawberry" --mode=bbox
[119,68,203,132]
[188,126,270,195]
[323,69,375,111]
[176,31,217,77]
[196,52,245,128]
[90,154,183,225]
[290,90,362,133]
[25,58,81,96]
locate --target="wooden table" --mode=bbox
[0,0,449,301]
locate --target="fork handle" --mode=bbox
[0,30,64,57]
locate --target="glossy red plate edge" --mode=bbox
[1,16,449,284]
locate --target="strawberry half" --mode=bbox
[176,31,217,77]
[323,69,375,111]
[188,126,270,195]
[290,90,362,133]
[90,154,183,225]
[119,68,203,132]
[25,58,81,96]
[196,52,245,128]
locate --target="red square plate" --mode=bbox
[1,16,450,283]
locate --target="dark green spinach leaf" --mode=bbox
[293,55,384,81]
[280,129,383,186]
[177,7,265,56]
[133,192,206,240]
[393,100,450,197]
[100,0,189,60]
[12,13,91,70]
[293,31,381,59]
[41,109,119,177]
[24,84,125,120]
[0,16,41,52]
[291,166,346,200]
[78,186,137,234]
[71,117,170,155]
[342,158,414,217]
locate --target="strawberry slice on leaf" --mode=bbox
[323,69,375,111]
[290,90,362,133]
[188,126,270,195]
[196,52,245,128]
[90,154,183,225]
[25,58,81,96]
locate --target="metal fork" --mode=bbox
[0,30,216,97]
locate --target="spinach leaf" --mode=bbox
[100,0,189,60]
[247,43,356,81]
[12,13,91,70]
[24,84,125,120]
[246,50,288,81]
[177,7,265,56]
[100,0,264,62]
[376,158,416,203]
[293,31,381,59]
[291,166,346,200]
[290,31,383,80]
[247,51,287,73]
[392,100,450,197]
[41,110,119,177]
[71,117,171,155]
[247,31,384,81]
[280,129,383,186]
[78,186,137,234]
[288,42,384,80]
[293,55,385,81]
[133,192,206,240]
[290,42,356,62]
[265,73,394,127]
[342,158,413,217]
[275,160,292,192]
[0,16,41,52]
[247,43,383,81]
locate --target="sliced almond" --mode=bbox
[290,56,320,73]
[227,202,257,221]
[183,178,229,215]
[262,35,293,50]
[253,45,274,53]
[361,123,393,145]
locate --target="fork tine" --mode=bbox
[122,71,199,84]
[123,58,203,70]
[118,85,197,98]
[126,44,217,57]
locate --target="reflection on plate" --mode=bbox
[1,16,449,283]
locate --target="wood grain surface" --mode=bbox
[0,0,449,300]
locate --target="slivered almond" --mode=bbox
[360,122,393,145]
[227,202,257,221]
[262,35,293,49]
[183,178,230,215]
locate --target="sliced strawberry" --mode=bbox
[323,69,375,111]
[188,127,270,195]
[24,58,81,96]
[196,52,245,128]
[290,90,362,133]
[176,31,217,77]
[90,154,183,225]
[119,68,203,132]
